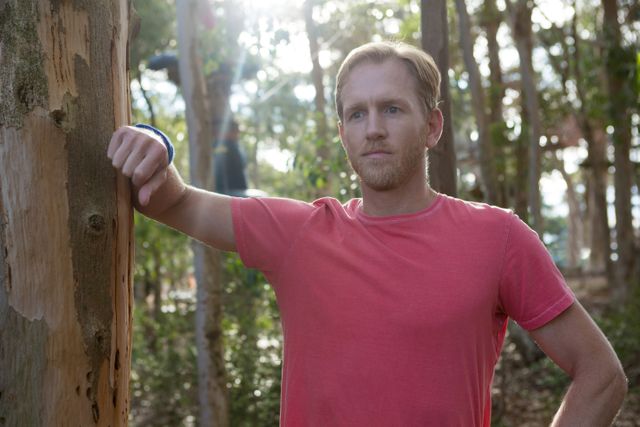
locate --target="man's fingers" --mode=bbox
[122,139,149,177]
[110,132,137,169]
[131,149,164,187]
[108,126,171,204]
[107,127,125,159]
[138,168,167,206]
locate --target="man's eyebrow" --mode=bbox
[343,102,365,114]
[344,98,410,111]
[378,97,410,106]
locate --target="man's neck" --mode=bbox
[360,181,437,217]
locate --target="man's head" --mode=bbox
[335,41,443,193]
[335,41,441,123]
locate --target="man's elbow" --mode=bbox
[611,365,628,402]
[600,362,628,407]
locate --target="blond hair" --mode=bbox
[335,41,441,122]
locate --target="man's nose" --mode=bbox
[365,112,387,140]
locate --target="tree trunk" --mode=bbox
[514,131,529,221]
[176,1,229,425]
[421,0,458,197]
[507,0,543,233]
[480,0,508,207]
[555,152,582,271]
[454,0,498,204]
[304,0,333,197]
[570,6,612,280]
[585,130,612,276]
[0,1,133,425]
[602,0,636,300]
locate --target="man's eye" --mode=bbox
[386,106,399,114]
[350,111,364,120]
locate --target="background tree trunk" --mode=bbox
[304,0,333,197]
[481,0,508,207]
[507,0,543,233]
[454,0,498,204]
[555,153,582,271]
[0,0,133,425]
[421,0,458,197]
[602,0,636,300]
[176,0,229,425]
[569,7,612,280]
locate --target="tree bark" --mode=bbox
[454,0,498,204]
[304,0,333,196]
[602,0,636,300]
[421,0,458,197]
[176,0,229,425]
[554,152,582,271]
[0,1,133,425]
[507,0,543,233]
[480,0,508,207]
[570,6,612,279]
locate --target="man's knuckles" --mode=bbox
[132,168,151,187]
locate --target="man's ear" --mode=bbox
[337,120,345,143]
[425,108,443,149]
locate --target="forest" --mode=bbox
[0,0,638,425]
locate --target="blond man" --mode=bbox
[109,42,627,426]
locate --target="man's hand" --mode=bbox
[107,126,170,206]
[107,125,236,251]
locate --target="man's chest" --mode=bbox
[276,226,504,337]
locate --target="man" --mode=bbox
[109,42,627,425]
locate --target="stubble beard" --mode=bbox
[349,137,427,192]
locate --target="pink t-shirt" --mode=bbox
[231,194,575,426]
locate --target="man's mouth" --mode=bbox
[363,150,391,159]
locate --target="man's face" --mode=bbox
[338,59,439,192]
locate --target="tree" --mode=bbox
[506,0,543,233]
[304,0,333,197]
[602,0,637,299]
[479,0,509,207]
[0,0,133,425]
[421,0,458,196]
[176,0,228,425]
[454,0,499,204]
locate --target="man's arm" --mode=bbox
[108,126,236,251]
[528,302,627,426]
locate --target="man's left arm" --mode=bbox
[528,301,628,426]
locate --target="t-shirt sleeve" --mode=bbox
[231,196,315,275]
[498,213,576,330]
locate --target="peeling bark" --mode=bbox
[0,0,133,425]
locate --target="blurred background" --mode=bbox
[126,0,639,425]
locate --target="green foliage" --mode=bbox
[222,255,282,426]
[130,296,198,426]
[130,0,177,72]
[598,290,640,386]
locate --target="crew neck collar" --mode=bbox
[355,193,444,223]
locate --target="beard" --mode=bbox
[348,137,427,191]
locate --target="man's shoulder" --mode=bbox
[234,195,357,221]
[439,194,515,226]
[441,194,514,220]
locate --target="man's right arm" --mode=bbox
[108,126,236,252]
